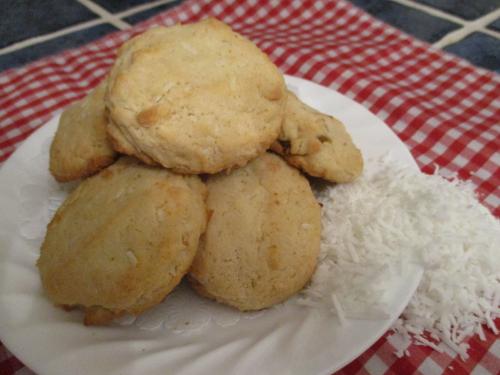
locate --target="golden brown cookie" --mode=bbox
[272,91,363,183]
[38,157,207,325]
[49,81,117,182]
[106,18,286,174]
[189,153,321,311]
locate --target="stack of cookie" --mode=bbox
[37,18,363,325]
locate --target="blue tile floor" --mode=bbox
[488,18,500,32]
[0,24,118,72]
[0,0,499,74]
[414,0,498,21]
[0,0,97,48]
[92,0,164,13]
[350,0,461,43]
[125,0,183,24]
[444,32,500,71]
[348,0,500,72]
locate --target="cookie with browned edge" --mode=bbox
[272,91,363,183]
[50,81,117,182]
[106,18,286,174]
[38,157,207,325]
[189,153,321,311]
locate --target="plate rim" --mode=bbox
[0,74,422,375]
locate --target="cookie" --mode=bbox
[106,18,286,174]
[272,91,363,183]
[49,81,117,182]
[37,157,207,325]
[189,153,321,311]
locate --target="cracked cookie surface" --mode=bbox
[49,80,117,182]
[106,18,286,174]
[38,157,207,325]
[189,153,321,311]
[272,91,363,183]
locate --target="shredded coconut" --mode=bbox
[299,157,500,360]
[126,250,138,266]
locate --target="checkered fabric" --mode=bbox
[0,1,498,374]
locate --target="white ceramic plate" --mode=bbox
[0,76,422,375]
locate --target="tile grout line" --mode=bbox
[480,27,500,39]
[116,0,179,19]
[0,0,178,56]
[76,0,131,30]
[0,19,105,56]
[433,8,500,48]
[389,0,500,48]
[388,0,468,25]
[0,0,498,60]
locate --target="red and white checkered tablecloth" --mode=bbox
[0,0,499,374]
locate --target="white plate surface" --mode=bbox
[0,76,422,375]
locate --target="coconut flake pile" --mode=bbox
[299,157,500,360]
